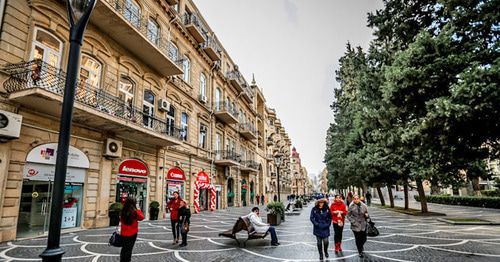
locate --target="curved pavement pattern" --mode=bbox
[1,204,499,261]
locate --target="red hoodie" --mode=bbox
[120,209,145,237]
[167,197,182,221]
[330,201,347,225]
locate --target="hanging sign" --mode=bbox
[23,163,86,183]
[196,171,210,184]
[167,167,185,181]
[26,143,90,168]
[118,159,148,177]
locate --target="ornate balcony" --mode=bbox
[226,70,246,93]
[241,86,254,103]
[90,0,183,76]
[213,101,239,125]
[239,123,257,140]
[2,60,182,146]
[214,150,240,166]
[240,160,259,173]
[201,37,222,61]
[183,13,207,43]
[266,137,274,146]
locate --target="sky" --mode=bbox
[194,0,384,177]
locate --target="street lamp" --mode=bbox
[274,152,283,202]
[40,1,96,261]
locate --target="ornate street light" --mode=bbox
[40,1,96,261]
[274,152,283,202]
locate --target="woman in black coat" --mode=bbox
[310,198,332,261]
[178,200,191,247]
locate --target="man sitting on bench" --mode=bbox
[247,207,280,246]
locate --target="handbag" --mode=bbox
[366,218,379,237]
[109,224,122,247]
[181,222,189,234]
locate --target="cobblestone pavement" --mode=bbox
[1,203,499,261]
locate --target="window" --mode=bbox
[143,90,155,128]
[147,18,160,45]
[215,88,221,110]
[31,28,62,67]
[181,112,188,141]
[124,0,141,28]
[215,133,222,159]
[199,123,208,148]
[168,42,178,61]
[166,105,175,136]
[78,55,101,106]
[199,73,206,98]
[119,76,135,118]
[182,57,190,83]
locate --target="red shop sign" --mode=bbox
[196,171,210,184]
[167,167,185,181]
[118,159,148,177]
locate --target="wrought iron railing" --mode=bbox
[201,37,222,58]
[182,13,208,40]
[226,70,247,88]
[242,160,259,170]
[214,150,241,162]
[213,101,239,118]
[2,60,183,140]
[106,0,184,69]
[239,122,257,135]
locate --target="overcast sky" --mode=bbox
[194,0,383,176]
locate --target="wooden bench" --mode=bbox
[218,216,268,247]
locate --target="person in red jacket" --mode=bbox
[167,191,182,244]
[120,197,144,262]
[330,194,347,253]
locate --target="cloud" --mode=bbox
[283,0,299,25]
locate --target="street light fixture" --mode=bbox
[40,1,96,261]
[274,152,283,202]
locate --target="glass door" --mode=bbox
[17,181,53,238]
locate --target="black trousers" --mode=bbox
[353,230,367,254]
[316,236,329,256]
[171,220,179,240]
[120,234,137,262]
[333,224,344,244]
[178,222,188,245]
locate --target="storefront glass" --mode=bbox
[116,179,148,213]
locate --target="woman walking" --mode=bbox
[167,191,182,244]
[310,198,332,261]
[347,194,369,258]
[330,194,347,253]
[178,200,191,247]
[120,197,145,262]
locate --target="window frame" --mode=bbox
[143,90,155,129]
[147,17,160,45]
[181,112,189,141]
[30,27,63,68]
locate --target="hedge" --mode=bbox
[480,190,500,197]
[414,195,500,209]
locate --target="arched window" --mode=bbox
[166,105,176,136]
[119,76,135,118]
[147,18,160,45]
[31,28,63,67]
[124,0,141,28]
[78,55,102,106]
[143,90,155,128]
[199,73,206,99]
[182,57,190,83]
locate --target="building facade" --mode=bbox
[0,0,293,242]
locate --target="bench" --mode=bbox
[285,203,301,216]
[218,216,268,247]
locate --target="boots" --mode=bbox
[317,243,324,261]
[324,244,329,258]
[338,242,342,251]
[334,242,339,253]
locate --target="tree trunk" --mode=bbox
[357,187,361,196]
[471,177,481,196]
[416,178,428,213]
[387,184,395,208]
[376,186,385,206]
[430,176,441,195]
[403,183,409,210]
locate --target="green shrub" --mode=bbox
[414,195,500,209]
[109,202,123,211]
[266,201,285,216]
[149,201,160,209]
[481,190,500,197]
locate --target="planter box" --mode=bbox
[109,211,120,226]
[149,208,159,220]
[267,213,281,226]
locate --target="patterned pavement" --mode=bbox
[1,202,499,261]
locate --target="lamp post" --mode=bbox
[40,1,95,261]
[274,153,283,202]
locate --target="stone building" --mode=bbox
[0,0,292,242]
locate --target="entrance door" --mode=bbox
[199,189,209,211]
[17,181,53,238]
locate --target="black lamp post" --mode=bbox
[274,153,283,202]
[40,1,95,261]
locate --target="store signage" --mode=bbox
[118,176,147,183]
[23,163,86,183]
[196,171,210,184]
[215,185,222,191]
[26,143,90,168]
[118,159,148,177]
[167,167,185,181]
[61,207,77,228]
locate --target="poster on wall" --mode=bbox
[167,182,183,198]
[61,207,77,228]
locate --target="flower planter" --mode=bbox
[267,213,281,226]
[149,208,159,220]
[109,210,120,226]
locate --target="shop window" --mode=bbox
[143,90,155,128]
[199,123,208,148]
[124,0,141,28]
[181,112,188,141]
[147,18,160,45]
[31,28,63,68]
[182,57,190,83]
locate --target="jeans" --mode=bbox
[171,219,179,240]
[353,230,367,254]
[120,234,137,262]
[333,224,344,244]
[267,226,278,244]
[316,236,329,257]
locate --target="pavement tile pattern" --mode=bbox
[1,202,499,261]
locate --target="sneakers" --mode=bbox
[271,242,280,246]
[179,243,187,247]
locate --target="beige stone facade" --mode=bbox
[0,0,294,242]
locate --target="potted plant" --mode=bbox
[149,201,160,220]
[266,201,285,226]
[295,199,303,209]
[108,202,123,226]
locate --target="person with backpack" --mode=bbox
[178,200,191,247]
[120,197,144,262]
[330,194,347,254]
[310,198,332,261]
[347,194,370,258]
[167,191,182,244]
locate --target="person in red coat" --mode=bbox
[167,191,182,244]
[330,194,348,253]
[120,197,145,262]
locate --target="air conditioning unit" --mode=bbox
[199,95,207,104]
[0,110,22,139]
[158,99,170,112]
[104,138,122,158]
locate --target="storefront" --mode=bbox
[193,171,216,213]
[166,167,185,201]
[17,143,89,238]
[116,159,149,214]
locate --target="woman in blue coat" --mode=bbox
[310,198,332,261]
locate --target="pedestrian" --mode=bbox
[273,194,277,202]
[167,191,182,244]
[365,191,372,206]
[178,200,191,247]
[330,194,347,253]
[256,194,260,205]
[310,198,331,261]
[247,207,280,246]
[346,192,353,207]
[261,194,265,205]
[120,197,145,262]
[347,194,370,258]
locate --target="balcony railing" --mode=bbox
[214,101,239,117]
[215,150,241,162]
[182,13,208,43]
[226,70,247,92]
[201,37,222,61]
[242,160,259,170]
[2,60,183,140]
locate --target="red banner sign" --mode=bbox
[118,159,148,177]
[196,171,210,184]
[167,167,185,181]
